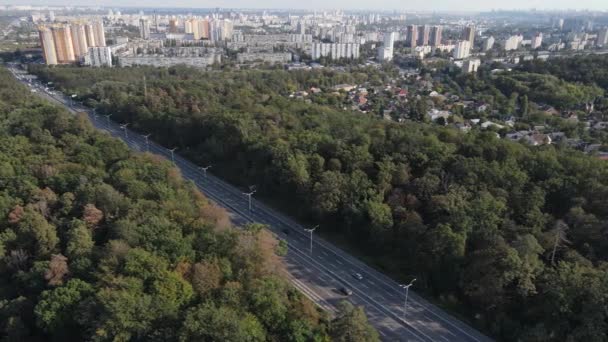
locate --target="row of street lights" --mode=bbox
[94,109,420,323]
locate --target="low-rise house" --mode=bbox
[524,133,552,146]
[481,121,505,130]
[593,122,608,130]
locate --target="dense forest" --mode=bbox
[520,54,608,91]
[0,67,382,341]
[30,64,608,341]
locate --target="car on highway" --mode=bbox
[353,273,363,280]
[282,228,290,235]
[339,287,353,296]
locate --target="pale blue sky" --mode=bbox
[7,0,608,11]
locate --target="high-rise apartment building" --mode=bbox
[52,24,75,63]
[84,46,112,67]
[84,23,96,47]
[297,21,306,35]
[70,23,89,58]
[407,25,418,48]
[169,18,178,33]
[430,26,442,46]
[377,31,395,61]
[312,42,360,60]
[453,40,471,59]
[92,21,106,47]
[483,36,495,51]
[462,25,475,47]
[597,27,608,47]
[503,35,523,51]
[38,26,58,65]
[38,19,106,65]
[531,32,543,49]
[418,25,430,46]
[139,18,151,40]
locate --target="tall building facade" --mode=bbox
[52,24,75,63]
[531,32,543,49]
[407,25,418,48]
[453,40,471,59]
[312,43,360,60]
[417,25,430,46]
[462,25,475,47]
[84,46,112,67]
[598,27,608,47]
[378,31,395,61]
[92,21,106,47]
[38,26,58,65]
[483,36,495,51]
[503,35,523,51]
[430,26,442,46]
[38,20,106,65]
[139,19,151,40]
[69,23,89,58]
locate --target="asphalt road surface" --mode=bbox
[11,66,493,342]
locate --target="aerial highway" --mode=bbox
[11,66,493,342]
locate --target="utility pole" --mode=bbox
[120,123,129,138]
[304,225,318,254]
[169,147,177,164]
[400,278,417,321]
[143,134,151,152]
[199,165,212,178]
[243,186,256,211]
[104,114,112,125]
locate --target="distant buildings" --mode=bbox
[237,52,292,64]
[407,25,418,48]
[184,18,233,41]
[312,42,360,60]
[429,26,442,46]
[503,35,523,51]
[531,32,543,49]
[38,26,57,65]
[462,25,476,46]
[598,27,608,47]
[453,40,471,59]
[377,32,395,61]
[418,25,430,46]
[38,20,106,65]
[139,18,150,40]
[463,59,481,73]
[84,46,112,67]
[483,36,495,51]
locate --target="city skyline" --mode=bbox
[3,0,608,11]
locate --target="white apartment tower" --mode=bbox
[453,40,471,59]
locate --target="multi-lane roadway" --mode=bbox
[11,66,492,342]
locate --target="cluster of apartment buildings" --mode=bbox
[139,17,234,42]
[38,21,109,66]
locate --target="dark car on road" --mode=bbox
[339,287,353,296]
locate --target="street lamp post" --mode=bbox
[70,94,77,107]
[120,123,129,138]
[243,187,256,212]
[169,147,177,164]
[400,278,417,321]
[304,225,318,254]
[199,165,212,179]
[143,134,151,152]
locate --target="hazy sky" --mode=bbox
[7,0,608,11]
